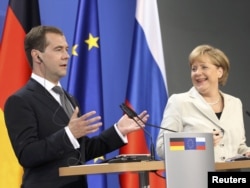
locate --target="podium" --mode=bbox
[59,160,250,187]
[163,132,215,188]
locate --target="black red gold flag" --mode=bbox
[0,0,40,187]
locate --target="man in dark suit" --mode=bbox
[4,25,149,188]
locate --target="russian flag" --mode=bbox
[119,0,168,187]
[196,137,206,150]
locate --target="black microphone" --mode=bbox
[120,103,137,119]
[120,103,156,161]
[120,103,176,132]
[246,111,250,117]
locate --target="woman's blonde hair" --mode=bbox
[189,44,230,86]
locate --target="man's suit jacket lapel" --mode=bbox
[27,79,70,122]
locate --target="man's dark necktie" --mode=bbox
[52,86,73,118]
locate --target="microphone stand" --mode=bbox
[120,104,156,161]
[131,117,156,161]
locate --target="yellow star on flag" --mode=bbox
[85,33,99,50]
[93,156,105,163]
[71,44,78,56]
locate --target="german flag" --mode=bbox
[169,138,185,151]
[0,0,40,187]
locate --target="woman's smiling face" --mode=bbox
[191,54,223,95]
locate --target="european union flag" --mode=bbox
[67,0,106,187]
[184,138,196,150]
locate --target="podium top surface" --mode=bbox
[59,160,250,176]
[59,160,163,176]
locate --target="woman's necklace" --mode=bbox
[207,98,221,105]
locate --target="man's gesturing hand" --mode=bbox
[68,107,103,139]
